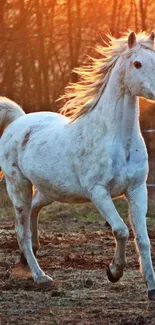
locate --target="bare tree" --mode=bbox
[0,0,155,115]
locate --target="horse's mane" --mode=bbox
[60,32,154,121]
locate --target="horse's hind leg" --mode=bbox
[20,190,52,265]
[5,175,53,283]
[31,191,52,254]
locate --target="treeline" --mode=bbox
[0,0,155,120]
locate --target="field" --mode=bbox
[0,184,155,325]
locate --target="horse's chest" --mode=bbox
[108,155,148,197]
[108,162,128,196]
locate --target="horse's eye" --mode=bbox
[134,61,142,69]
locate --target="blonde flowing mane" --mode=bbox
[60,32,154,121]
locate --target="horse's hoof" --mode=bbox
[106,265,123,283]
[148,289,155,300]
[35,274,53,284]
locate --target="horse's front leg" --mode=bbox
[127,183,155,300]
[90,185,129,282]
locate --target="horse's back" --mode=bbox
[3,111,68,136]
[0,111,70,175]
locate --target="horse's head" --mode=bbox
[124,31,155,100]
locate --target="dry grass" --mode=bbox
[0,179,12,207]
[0,182,155,325]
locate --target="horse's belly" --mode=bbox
[34,181,90,203]
[26,169,89,203]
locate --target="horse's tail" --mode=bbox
[0,97,25,136]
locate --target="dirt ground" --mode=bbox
[1,203,155,325]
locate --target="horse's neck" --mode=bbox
[120,93,139,153]
[75,65,140,154]
[101,75,139,152]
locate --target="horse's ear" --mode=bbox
[128,32,136,48]
[148,31,155,42]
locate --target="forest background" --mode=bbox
[0,0,155,131]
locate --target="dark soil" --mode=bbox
[0,206,155,325]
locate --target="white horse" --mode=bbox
[1,31,155,300]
